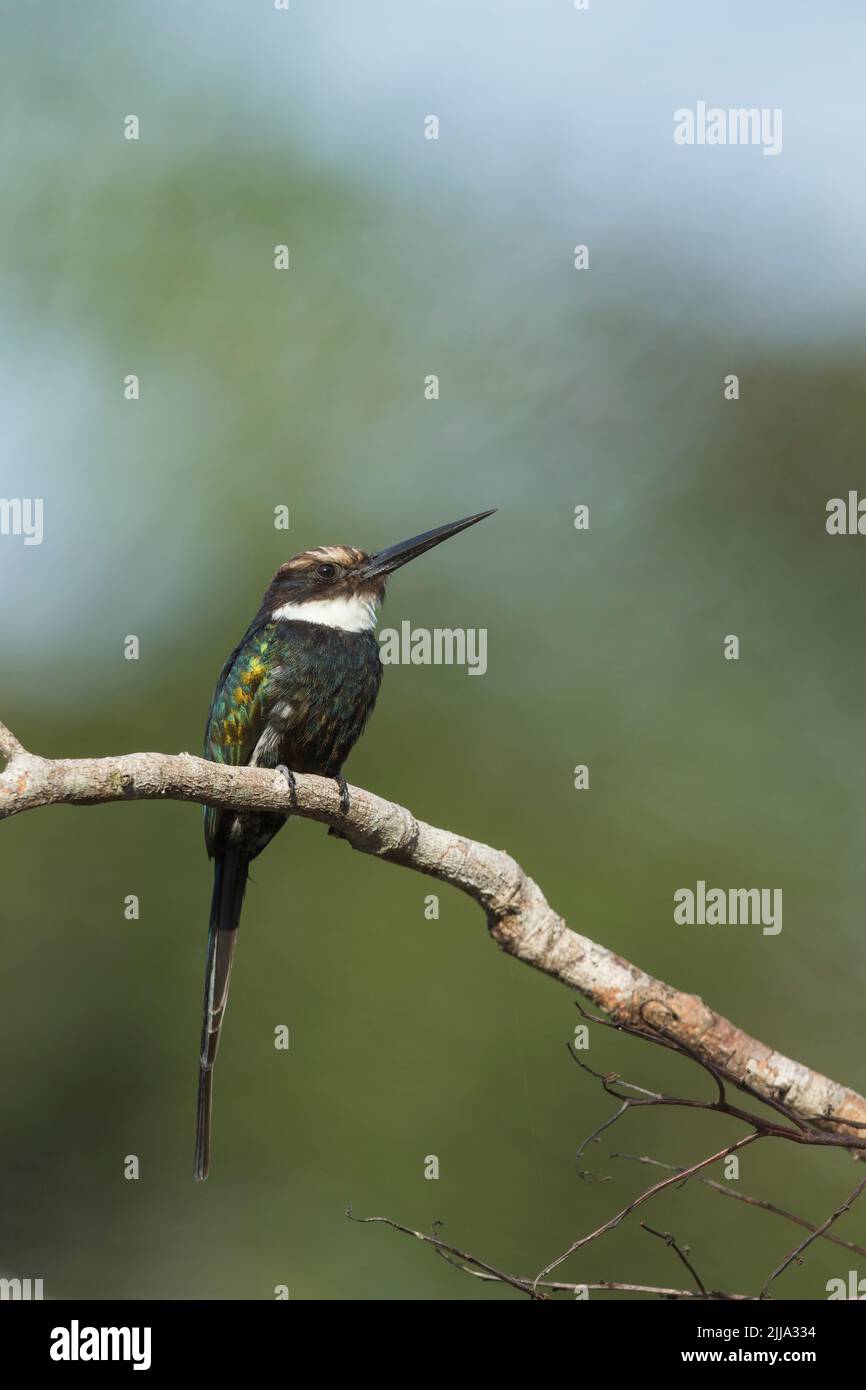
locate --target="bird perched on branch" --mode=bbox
[196,510,495,1179]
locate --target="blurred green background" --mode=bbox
[2,2,866,1299]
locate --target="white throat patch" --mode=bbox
[272,594,379,633]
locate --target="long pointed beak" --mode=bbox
[359,510,496,580]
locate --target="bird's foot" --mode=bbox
[327,774,351,840]
[275,765,298,808]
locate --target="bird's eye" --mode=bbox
[316,563,338,579]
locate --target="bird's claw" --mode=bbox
[275,765,298,807]
[335,774,350,816]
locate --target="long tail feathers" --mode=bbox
[195,850,249,1182]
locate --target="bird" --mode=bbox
[195,509,495,1180]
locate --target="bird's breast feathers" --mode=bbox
[271,592,380,633]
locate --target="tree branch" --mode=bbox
[346,1209,754,1300]
[2,717,864,1143]
[611,1153,866,1258]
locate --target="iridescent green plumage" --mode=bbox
[203,623,276,855]
[194,512,494,1180]
[196,613,382,1180]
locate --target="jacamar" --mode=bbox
[196,510,494,1180]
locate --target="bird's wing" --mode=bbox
[203,620,277,854]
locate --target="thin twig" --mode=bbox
[345,1208,548,1300]
[613,1153,866,1258]
[761,1170,866,1298]
[534,1132,762,1288]
[347,1208,753,1299]
[641,1222,707,1295]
